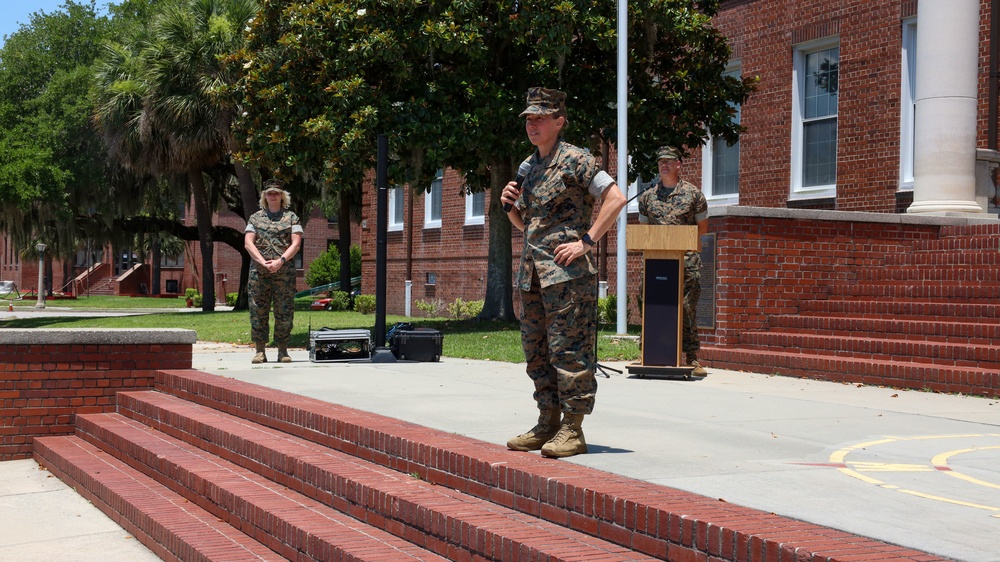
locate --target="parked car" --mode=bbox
[310,298,334,311]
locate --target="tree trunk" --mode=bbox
[233,161,258,311]
[478,157,516,321]
[189,171,216,311]
[338,191,353,293]
[151,235,161,295]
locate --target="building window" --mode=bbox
[702,64,742,205]
[792,41,839,198]
[899,19,917,190]
[76,248,103,268]
[424,169,443,229]
[160,253,184,268]
[426,272,437,285]
[465,190,485,225]
[389,185,404,232]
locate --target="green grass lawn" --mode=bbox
[9,294,190,308]
[2,297,641,363]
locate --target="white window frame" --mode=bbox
[701,62,742,207]
[899,18,917,191]
[424,169,443,229]
[388,185,404,232]
[464,189,485,226]
[790,38,840,200]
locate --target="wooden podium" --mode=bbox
[626,224,699,379]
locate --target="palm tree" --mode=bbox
[93,0,258,311]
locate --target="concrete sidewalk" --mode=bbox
[3,343,998,561]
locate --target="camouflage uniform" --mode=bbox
[245,208,302,346]
[637,178,708,360]
[516,139,602,415]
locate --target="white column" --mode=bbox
[908,0,983,214]
[404,279,412,317]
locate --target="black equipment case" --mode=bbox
[390,328,443,362]
[309,328,371,362]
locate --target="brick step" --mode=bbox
[736,331,1000,367]
[798,298,1000,320]
[768,314,1000,344]
[909,232,1000,252]
[700,347,1000,395]
[883,248,1000,265]
[74,412,453,562]
[150,369,943,562]
[827,281,1000,299]
[856,265,1000,281]
[109,390,652,562]
[32,435,284,562]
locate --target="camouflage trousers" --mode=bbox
[682,251,702,361]
[520,271,598,415]
[248,262,296,345]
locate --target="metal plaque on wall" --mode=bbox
[697,233,716,330]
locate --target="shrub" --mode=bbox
[184,287,199,299]
[598,294,617,324]
[415,298,446,317]
[306,246,340,288]
[353,294,376,314]
[327,291,351,311]
[192,294,203,307]
[447,298,484,320]
[349,243,362,277]
[226,292,238,307]
[308,243,363,289]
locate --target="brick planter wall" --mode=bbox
[0,329,195,460]
[705,207,999,346]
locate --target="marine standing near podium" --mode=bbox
[637,147,709,376]
[501,87,627,458]
[244,180,304,364]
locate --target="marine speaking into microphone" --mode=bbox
[502,159,533,213]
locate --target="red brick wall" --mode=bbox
[704,211,961,347]
[0,333,193,460]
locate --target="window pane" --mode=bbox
[712,137,740,195]
[430,171,442,222]
[804,48,839,119]
[391,186,404,224]
[471,191,485,217]
[803,118,838,186]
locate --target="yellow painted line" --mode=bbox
[830,435,1000,514]
[837,466,884,485]
[931,446,1000,490]
[894,487,1000,512]
[847,462,933,472]
[829,437,898,463]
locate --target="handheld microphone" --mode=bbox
[502,159,533,212]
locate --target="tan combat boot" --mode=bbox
[251,342,267,364]
[277,345,291,363]
[688,356,708,377]
[507,409,561,451]
[541,413,587,458]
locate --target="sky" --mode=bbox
[0,0,96,47]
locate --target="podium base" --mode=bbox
[627,363,695,380]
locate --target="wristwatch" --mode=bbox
[582,233,596,247]
[279,256,287,264]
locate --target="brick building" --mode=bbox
[1,201,356,304]
[359,0,1000,318]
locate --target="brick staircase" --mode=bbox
[703,227,1000,396]
[33,369,943,562]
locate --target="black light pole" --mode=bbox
[371,134,395,362]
